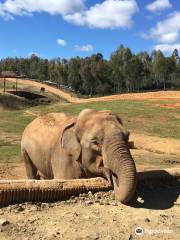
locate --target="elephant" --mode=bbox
[21,109,137,203]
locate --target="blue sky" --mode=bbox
[0,0,179,59]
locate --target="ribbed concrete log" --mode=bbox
[0,178,112,207]
[0,168,180,207]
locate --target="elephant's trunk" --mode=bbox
[103,134,137,203]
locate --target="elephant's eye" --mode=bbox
[91,138,102,152]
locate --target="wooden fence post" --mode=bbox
[3,78,6,93]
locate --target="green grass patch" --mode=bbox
[1,98,179,139]
[0,110,34,134]
[0,98,179,164]
[32,99,180,139]
[0,140,21,163]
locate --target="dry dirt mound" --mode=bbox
[0,181,179,240]
[131,133,180,155]
[85,91,180,103]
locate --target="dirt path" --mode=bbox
[131,133,180,155]
[7,78,80,103]
[7,78,180,104]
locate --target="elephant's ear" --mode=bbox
[61,119,81,162]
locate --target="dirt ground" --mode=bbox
[0,145,179,240]
[131,134,180,156]
[0,181,179,240]
[1,80,180,239]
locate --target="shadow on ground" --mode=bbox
[131,177,180,210]
[0,94,29,110]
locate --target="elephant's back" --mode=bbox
[22,112,70,147]
[22,112,69,137]
[38,112,69,128]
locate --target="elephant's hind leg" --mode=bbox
[22,149,40,179]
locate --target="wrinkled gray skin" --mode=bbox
[21,109,137,203]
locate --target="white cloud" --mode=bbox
[142,11,180,55]
[57,39,67,46]
[0,3,14,20]
[0,0,139,30]
[157,32,179,43]
[75,44,94,52]
[153,43,180,54]
[142,12,180,44]
[146,0,172,12]
[0,0,85,19]
[64,0,139,29]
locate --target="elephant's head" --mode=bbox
[61,109,137,203]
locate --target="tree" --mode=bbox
[137,51,152,89]
[80,59,94,95]
[68,58,82,92]
[110,45,133,92]
[125,56,143,91]
[29,54,40,79]
[0,45,179,94]
[172,49,179,62]
[37,59,49,81]
[151,50,166,89]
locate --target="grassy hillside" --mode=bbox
[33,99,180,139]
[0,98,179,164]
